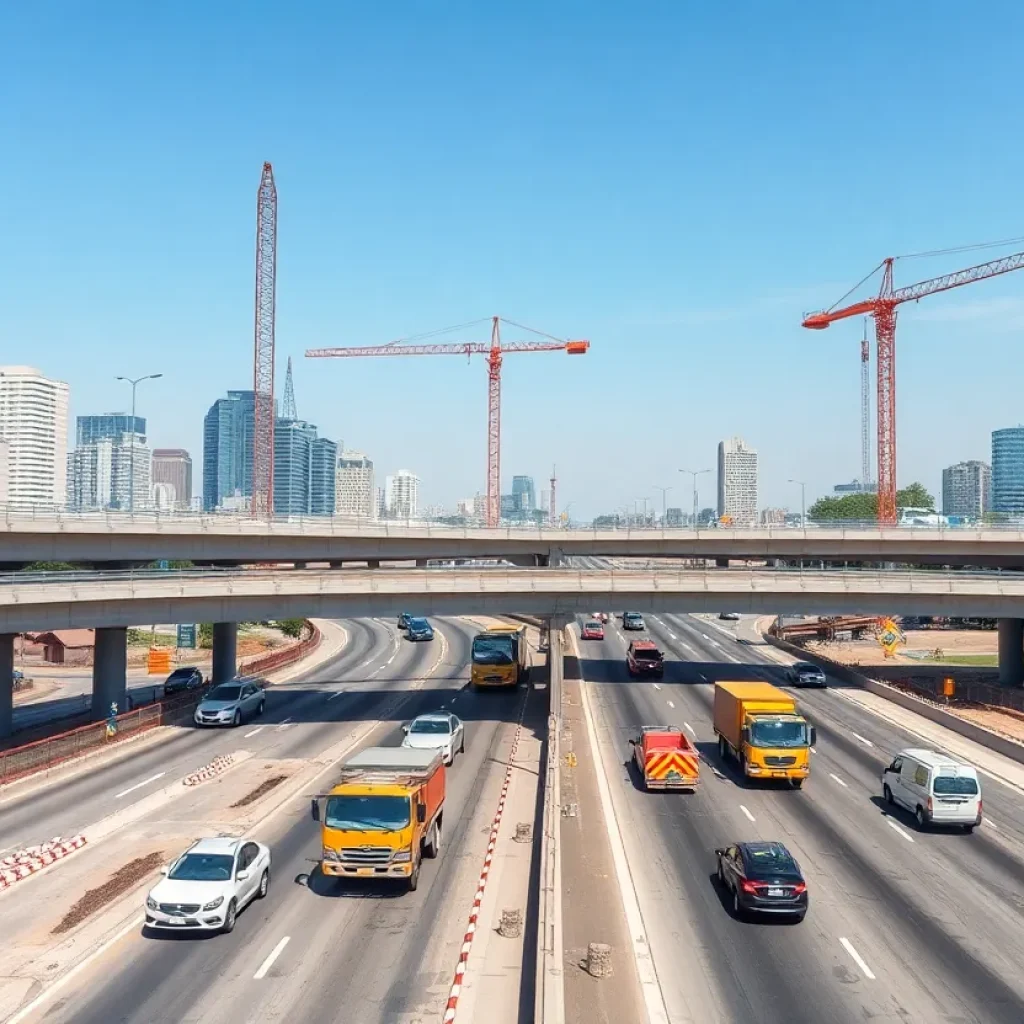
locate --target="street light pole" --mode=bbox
[652,485,672,527]
[115,374,163,512]
[788,478,807,527]
[679,468,710,526]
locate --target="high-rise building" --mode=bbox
[375,486,386,520]
[310,437,337,515]
[335,451,375,518]
[0,366,70,508]
[152,449,192,509]
[0,436,8,506]
[665,507,683,527]
[992,427,1024,514]
[717,437,758,525]
[67,432,151,511]
[456,498,475,518]
[511,475,535,512]
[942,460,991,519]
[76,413,145,446]
[273,419,316,515]
[759,507,787,526]
[385,470,419,520]
[203,391,255,511]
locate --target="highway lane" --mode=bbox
[0,617,428,852]
[31,620,534,1024]
[579,612,1024,1024]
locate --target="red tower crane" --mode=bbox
[252,162,278,517]
[306,317,588,527]
[803,248,1024,524]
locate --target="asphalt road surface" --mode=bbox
[580,611,1024,1024]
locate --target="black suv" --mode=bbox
[163,666,204,695]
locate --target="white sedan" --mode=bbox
[145,836,271,934]
[402,713,465,765]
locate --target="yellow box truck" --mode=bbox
[470,625,530,689]
[713,681,815,788]
[311,747,445,891]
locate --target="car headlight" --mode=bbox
[323,847,340,861]
[391,850,411,862]
[202,896,224,911]
[146,896,157,910]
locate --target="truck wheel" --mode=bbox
[883,784,893,805]
[408,860,421,892]
[790,778,803,790]
[425,821,441,859]
[718,735,728,760]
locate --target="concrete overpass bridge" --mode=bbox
[4,512,1024,567]
[2,564,1024,735]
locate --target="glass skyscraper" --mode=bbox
[274,419,316,514]
[992,427,1024,514]
[310,438,338,515]
[77,414,146,446]
[203,391,255,511]
[511,475,535,512]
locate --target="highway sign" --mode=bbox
[177,623,197,649]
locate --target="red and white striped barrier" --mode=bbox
[0,834,87,890]
[183,754,235,787]
[442,699,527,1023]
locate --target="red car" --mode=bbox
[581,620,605,640]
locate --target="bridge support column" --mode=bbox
[546,616,571,711]
[212,622,238,684]
[91,627,127,721]
[998,618,1024,687]
[0,633,14,738]
[368,559,380,569]
[415,559,428,568]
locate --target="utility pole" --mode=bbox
[652,485,672,527]
[788,478,807,527]
[115,374,162,512]
[679,468,710,526]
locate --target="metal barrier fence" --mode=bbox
[887,673,1024,714]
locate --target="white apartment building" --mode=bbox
[0,366,70,508]
[0,437,8,505]
[717,436,758,526]
[385,469,420,520]
[335,451,375,518]
[67,432,152,511]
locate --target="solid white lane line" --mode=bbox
[115,772,166,799]
[7,914,146,1023]
[810,747,817,754]
[653,683,662,691]
[828,772,848,788]
[667,700,675,709]
[887,820,915,843]
[852,732,874,747]
[668,632,677,640]
[684,722,696,737]
[327,690,345,701]
[986,819,1000,831]
[839,937,876,980]
[244,727,265,738]
[254,936,291,980]
[740,805,755,822]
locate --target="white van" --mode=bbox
[881,748,982,832]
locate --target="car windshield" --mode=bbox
[409,619,430,629]
[324,795,410,832]
[934,775,979,795]
[750,719,809,748]
[167,669,191,680]
[796,664,819,674]
[410,718,450,735]
[206,684,241,701]
[585,622,601,629]
[168,852,235,882]
[625,614,640,622]
[472,636,514,665]
[743,845,800,879]
[634,649,660,661]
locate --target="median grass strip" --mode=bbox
[231,775,287,808]
[52,851,164,935]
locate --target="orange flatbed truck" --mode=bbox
[311,747,445,891]
[629,726,701,790]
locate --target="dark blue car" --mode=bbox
[406,617,434,642]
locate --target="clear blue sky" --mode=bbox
[5,1,1024,518]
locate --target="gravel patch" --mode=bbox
[231,775,287,808]
[52,851,164,935]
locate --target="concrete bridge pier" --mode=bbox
[0,633,14,738]
[212,622,238,683]
[546,615,571,711]
[91,626,127,721]
[998,617,1024,687]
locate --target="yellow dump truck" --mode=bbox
[713,681,815,788]
[311,747,445,891]
[470,624,530,689]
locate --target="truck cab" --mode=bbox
[627,640,664,678]
[311,747,445,891]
